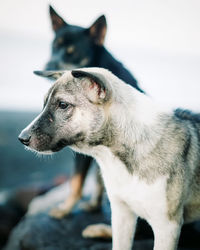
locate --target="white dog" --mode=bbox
[19,68,200,250]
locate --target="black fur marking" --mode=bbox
[173,109,200,172]
[174,108,200,159]
[52,139,68,152]
[182,132,191,162]
[88,121,116,147]
[174,109,200,123]
[88,133,112,147]
[90,46,144,92]
[52,132,85,152]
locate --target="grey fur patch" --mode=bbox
[113,145,134,174]
[109,108,200,222]
[88,119,116,147]
[165,109,200,222]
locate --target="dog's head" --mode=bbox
[18,68,115,154]
[45,5,107,71]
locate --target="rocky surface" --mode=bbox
[4,182,200,250]
[4,182,111,250]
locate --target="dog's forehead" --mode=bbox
[46,71,79,101]
[56,25,84,39]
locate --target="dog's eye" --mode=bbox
[54,37,63,48]
[58,101,69,109]
[66,45,75,54]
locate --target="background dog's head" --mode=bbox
[45,6,107,71]
[18,68,115,154]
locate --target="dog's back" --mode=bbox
[174,108,200,123]
[172,109,200,222]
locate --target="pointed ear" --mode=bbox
[88,15,107,45]
[49,5,68,32]
[71,68,112,104]
[33,70,65,80]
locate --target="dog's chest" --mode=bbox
[94,146,168,220]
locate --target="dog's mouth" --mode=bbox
[19,132,55,155]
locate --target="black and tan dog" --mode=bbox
[35,5,144,221]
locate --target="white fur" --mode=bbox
[92,146,181,250]
[69,68,179,250]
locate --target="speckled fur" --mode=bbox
[19,68,200,250]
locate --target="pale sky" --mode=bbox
[1,0,200,55]
[0,0,200,111]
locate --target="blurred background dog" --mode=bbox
[40,5,144,219]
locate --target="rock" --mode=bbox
[5,209,111,250]
[4,180,200,250]
[0,178,68,249]
[0,203,24,248]
[4,182,112,250]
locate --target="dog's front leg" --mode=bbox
[110,198,137,250]
[151,218,182,250]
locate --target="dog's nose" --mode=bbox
[18,131,31,146]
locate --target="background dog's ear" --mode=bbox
[49,5,68,32]
[34,70,65,80]
[88,15,107,46]
[72,68,112,104]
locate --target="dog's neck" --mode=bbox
[75,84,169,172]
[110,87,166,159]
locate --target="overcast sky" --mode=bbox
[1,0,200,55]
[0,0,200,111]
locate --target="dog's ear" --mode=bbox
[49,5,68,32]
[33,70,65,80]
[72,68,112,104]
[88,15,107,46]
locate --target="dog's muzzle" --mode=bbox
[18,130,31,146]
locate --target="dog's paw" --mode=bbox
[49,203,71,219]
[82,223,112,239]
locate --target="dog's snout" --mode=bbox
[18,131,31,146]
